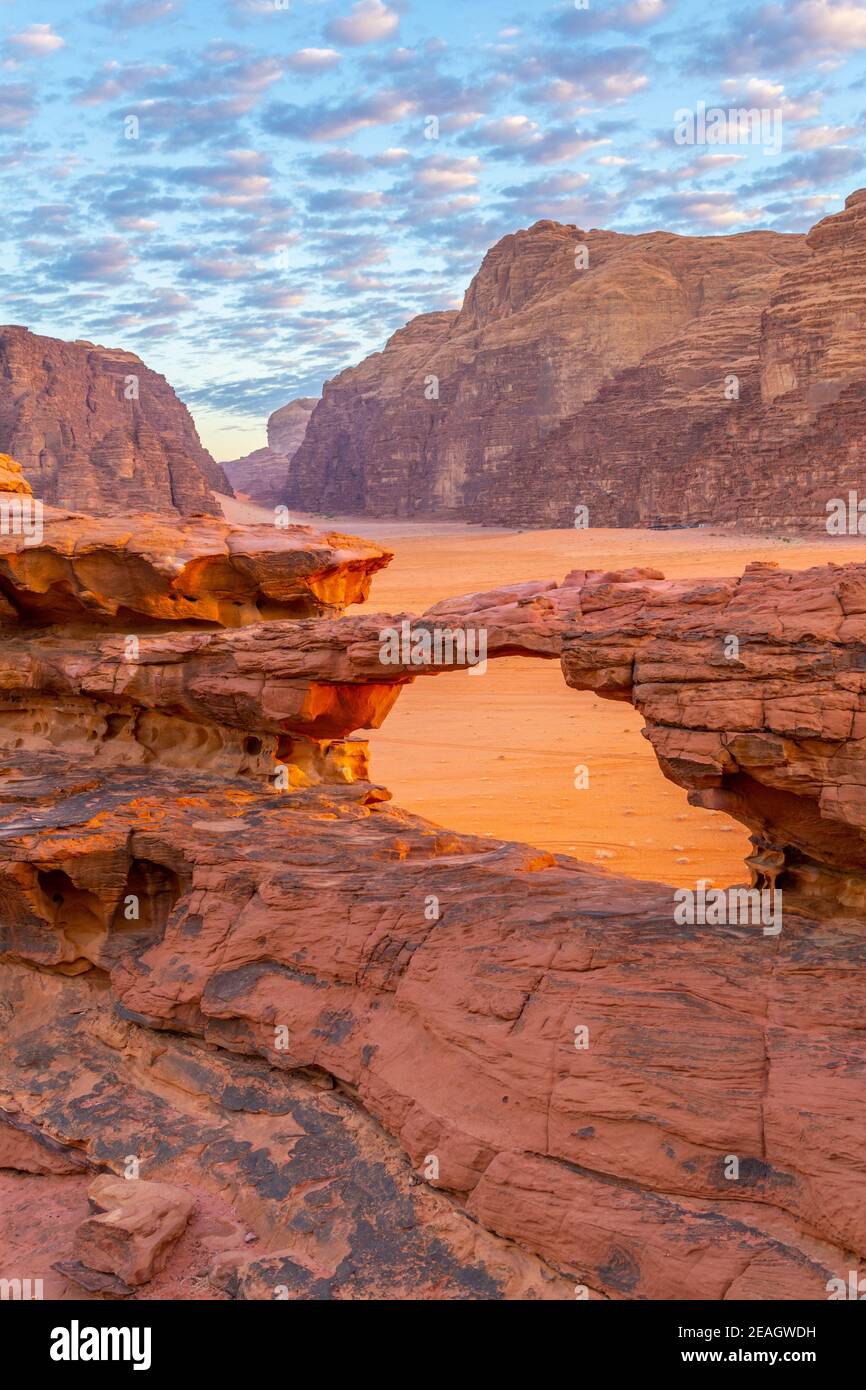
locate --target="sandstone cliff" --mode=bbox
[222,397,317,505]
[3,456,866,1298]
[288,192,866,531]
[0,327,232,516]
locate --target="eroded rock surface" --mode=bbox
[0,327,231,516]
[287,191,866,531]
[0,511,391,627]
[1,472,865,1300]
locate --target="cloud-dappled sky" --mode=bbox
[2,0,866,458]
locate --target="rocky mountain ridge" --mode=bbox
[0,327,232,517]
[285,191,866,531]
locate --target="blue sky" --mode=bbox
[2,0,866,460]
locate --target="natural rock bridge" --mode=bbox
[2,460,866,1299]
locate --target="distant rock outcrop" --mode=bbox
[222,397,317,505]
[287,191,866,531]
[0,327,232,516]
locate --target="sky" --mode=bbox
[2,0,866,461]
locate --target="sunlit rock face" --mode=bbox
[2,464,866,1300]
[287,191,866,532]
[0,327,232,516]
[286,213,803,522]
[0,509,391,627]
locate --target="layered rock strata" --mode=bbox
[287,191,866,532]
[2,475,866,1299]
[0,327,232,516]
[0,508,390,627]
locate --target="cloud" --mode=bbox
[306,147,370,178]
[325,0,400,47]
[73,62,170,106]
[90,0,179,28]
[286,49,342,72]
[717,78,822,122]
[692,0,866,74]
[461,118,611,165]
[114,216,160,232]
[306,187,385,211]
[374,145,411,165]
[553,0,675,34]
[5,24,64,57]
[0,82,35,128]
[746,144,864,193]
[647,190,764,227]
[792,123,859,147]
[239,286,306,310]
[517,44,651,107]
[414,155,481,193]
[50,237,134,283]
[227,0,290,17]
[166,149,273,205]
[179,256,251,282]
[261,88,416,140]
[466,115,540,147]
[501,173,590,198]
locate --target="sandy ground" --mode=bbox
[222,495,866,888]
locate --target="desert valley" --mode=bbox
[4,0,866,1341]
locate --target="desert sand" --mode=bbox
[222,495,866,887]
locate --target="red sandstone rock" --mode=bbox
[73,1176,195,1286]
[3,505,866,1299]
[222,398,317,505]
[287,191,866,531]
[0,759,860,1299]
[287,214,804,522]
[0,327,231,516]
[0,454,31,496]
[0,509,391,626]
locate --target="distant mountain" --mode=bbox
[0,326,232,516]
[285,191,866,531]
[222,398,317,506]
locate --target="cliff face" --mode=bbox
[288,192,866,530]
[222,397,317,505]
[3,454,866,1299]
[0,327,232,516]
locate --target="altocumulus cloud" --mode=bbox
[91,0,180,29]
[50,238,134,283]
[325,0,401,47]
[5,24,65,57]
[0,84,36,129]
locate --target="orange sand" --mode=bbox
[222,497,866,887]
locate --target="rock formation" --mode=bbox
[2,459,866,1300]
[0,327,232,517]
[287,191,866,532]
[222,398,317,506]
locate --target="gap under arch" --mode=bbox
[368,653,750,889]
